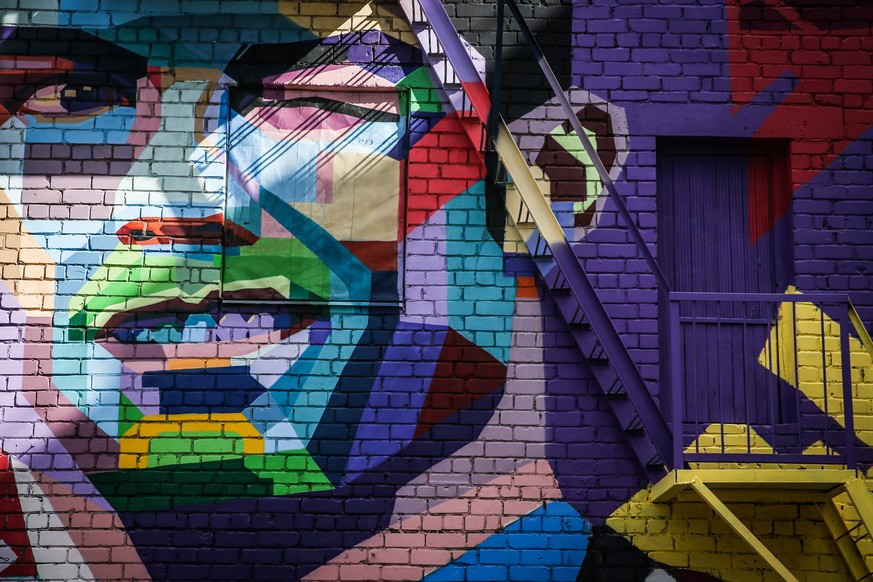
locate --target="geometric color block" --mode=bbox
[422,501,591,582]
[0,454,36,578]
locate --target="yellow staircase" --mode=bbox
[819,478,873,580]
[652,469,873,581]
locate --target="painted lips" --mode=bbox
[68,212,327,351]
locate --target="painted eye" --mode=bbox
[20,82,129,117]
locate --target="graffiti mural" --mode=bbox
[0,1,590,580]
[0,0,871,580]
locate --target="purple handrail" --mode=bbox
[669,291,858,469]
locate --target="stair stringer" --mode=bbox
[392,0,674,478]
[496,124,672,479]
[821,479,873,580]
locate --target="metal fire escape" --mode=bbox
[395,0,873,579]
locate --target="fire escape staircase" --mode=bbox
[395,0,873,578]
[397,0,674,481]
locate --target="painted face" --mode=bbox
[0,6,477,505]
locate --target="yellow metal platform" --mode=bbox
[652,469,873,582]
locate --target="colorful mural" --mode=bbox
[0,0,871,580]
[0,1,586,580]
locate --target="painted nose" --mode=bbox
[117,79,225,214]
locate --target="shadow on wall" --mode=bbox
[577,526,724,582]
[442,0,575,121]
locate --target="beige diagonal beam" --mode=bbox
[848,301,873,362]
[818,497,870,581]
[844,479,873,576]
[844,479,873,537]
[688,478,799,582]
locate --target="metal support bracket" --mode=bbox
[688,478,799,582]
[652,469,868,582]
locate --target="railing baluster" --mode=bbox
[669,298,683,468]
[766,308,778,452]
[742,303,751,456]
[689,301,699,456]
[715,304,726,455]
[670,292,857,467]
[791,302,801,445]
[840,302,856,469]
[821,307,830,431]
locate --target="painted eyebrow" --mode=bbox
[241,96,400,123]
[224,39,351,85]
[223,31,424,86]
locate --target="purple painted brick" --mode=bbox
[794,199,835,214]
[593,48,631,61]
[629,19,667,33]
[622,76,661,90]
[588,19,628,34]
[610,90,649,101]
[617,33,641,47]
[585,76,622,90]
[632,48,670,63]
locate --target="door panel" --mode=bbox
[659,139,792,427]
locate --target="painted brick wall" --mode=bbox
[0,0,871,581]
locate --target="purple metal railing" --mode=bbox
[668,292,857,469]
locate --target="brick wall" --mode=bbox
[0,0,870,581]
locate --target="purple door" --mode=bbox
[658,139,793,427]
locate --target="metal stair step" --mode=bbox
[399,0,673,479]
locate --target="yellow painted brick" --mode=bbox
[632,502,671,518]
[795,519,826,538]
[621,519,647,535]
[809,561,848,577]
[708,519,737,536]
[727,504,756,520]
[687,518,712,535]
[673,535,715,553]
[290,15,313,27]
[791,555,828,574]
[797,367,822,382]
[772,537,803,555]
[816,554,848,573]
[794,321,824,335]
[299,2,340,15]
[604,517,629,534]
[631,534,674,552]
[689,552,733,570]
[755,505,798,520]
[731,552,768,571]
[799,505,826,521]
[647,551,689,568]
[855,537,873,555]
[715,535,759,554]
[672,501,709,519]
[676,490,703,502]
